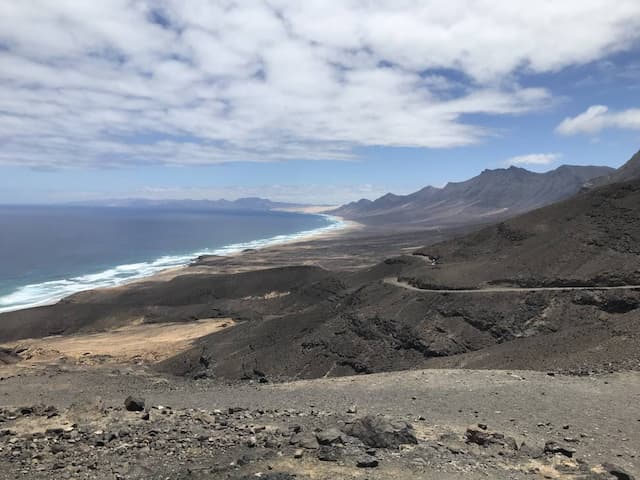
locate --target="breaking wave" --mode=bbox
[0,214,346,314]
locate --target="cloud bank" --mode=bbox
[557,105,640,135]
[1,1,640,168]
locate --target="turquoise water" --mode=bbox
[0,206,343,313]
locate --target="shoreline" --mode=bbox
[130,214,362,283]
[0,212,361,315]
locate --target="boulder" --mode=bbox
[543,440,576,458]
[465,427,518,450]
[518,442,544,458]
[0,347,19,365]
[356,455,379,468]
[290,431,319,449]
[316,428,344,446]
[345,415,417,448]
[317,446,340,462]
[124,396,145,412]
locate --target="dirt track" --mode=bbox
[384,277,640,293]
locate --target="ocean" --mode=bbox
[0,205,343,313]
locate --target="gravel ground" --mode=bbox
[1,364,638,479]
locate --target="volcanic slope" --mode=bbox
[402,169,640,289]
[331,164,613,228]
[161,153,640,380]
[588,149,640,188]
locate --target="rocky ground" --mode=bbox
[1,364,638,479]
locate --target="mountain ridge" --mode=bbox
[401,149,640,289]
[587,149,640,188]
[331,164,614,228]
[65,197,306,211]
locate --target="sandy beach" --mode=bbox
[116,213,363,284]
[0,210,362,313]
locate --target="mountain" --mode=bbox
[68,197,304,211]
[402,161,640,289]
[586,149,640,188]
[156,162,640,377]
[331,164,614,228]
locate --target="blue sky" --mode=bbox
[1,1,640,205]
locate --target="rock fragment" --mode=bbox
[290,431,319,449]
[356,455,379,468]
[543,440,576,458]
[124,396,145,412]
[465,427,518,450]
[316,428,344,446]
[317,446,340,462]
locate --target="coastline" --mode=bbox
[0,211,360,315]
[126,213,362,284]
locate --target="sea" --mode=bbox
[0,205,344,313]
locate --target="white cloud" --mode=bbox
[557,105,640,135]
[0,1,639,168]
[504,153,562,167]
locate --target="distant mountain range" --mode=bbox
[69,197,305,211]
[405,149,640,289]
[331,164,615,228]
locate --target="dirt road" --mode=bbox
[384,276,640,293]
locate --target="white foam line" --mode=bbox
[0,214,346,314]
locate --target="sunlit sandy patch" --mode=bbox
[1,318,234,366]
[519,458,583,478]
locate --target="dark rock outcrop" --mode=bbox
[345,415,417,448]
[124,396,145,412]
[465,427,518,450]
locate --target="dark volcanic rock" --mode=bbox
[544,440,576,458]
[316,428,344,446]
[602,463,636,480]
[356,455,379,468]
[316,446,340,462]
[290,431,319,449]
[518,442,544,458]
[124,396,145,412]
[0,347,19,365]
[345,415,417,448]
[465,427,518,450]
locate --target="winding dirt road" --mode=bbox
[384,277,640,293]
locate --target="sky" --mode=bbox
[1,1,640,205]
